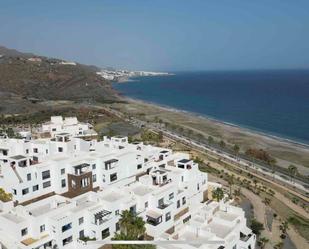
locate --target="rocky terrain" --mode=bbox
[0,46,119,114]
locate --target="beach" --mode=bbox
[109,98,309,176]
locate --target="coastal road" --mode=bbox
[102,106,309,199]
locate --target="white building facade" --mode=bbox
[0,131,255,249]
[41,116,97,138]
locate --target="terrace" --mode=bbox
[146,210,163,226]
[73,163,91,175]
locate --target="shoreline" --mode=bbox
[123,96,309,149]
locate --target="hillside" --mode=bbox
[0,46,119,113]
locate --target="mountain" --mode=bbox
[0,46,119,113]
[0,46,35,58]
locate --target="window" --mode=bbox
[62,236,72,246]
[62,223,72,233]
[42,170,50,180]
[92,164,96,170]
[58,147,63,152]
[40,224,45,233]
[115,210,120,215]
[197,184,200,191]
[25,149,29,154]
[43,181,51,188]
[61,179,66,188]
[166,212,171,221]
[33,185,39,191]
[137,164,142,169]
[13,189,17,195]
[61,168,65,175]
[182,197,186,205]
[21,228,28,236]
[181,176,184,182]
[169,193,174,200]
[46,149,48,154]
[92,174,97,182]
[27,173,31,181]
[79,230,84,238]
[22,188,29,195]
[79,217,84,225]
[110,173,117,182]
[116,222,120,231]
[158,198,164,207]
[33,148,38,153]
[145,202,148,208]
[177,200,181,208]
[52,128,56,131]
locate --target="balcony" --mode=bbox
[73,163,90,175]
[146,210,163,226]
[157,201,173,210]
[93,209,112,226]
[104,159,119,170]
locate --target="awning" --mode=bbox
[146,210,162,219]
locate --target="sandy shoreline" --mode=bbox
[125,96,309,148]
[110,97,309,175]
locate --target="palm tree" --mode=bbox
[119,210,133,236]
[219,140,226,148]
[288,164,298,183]
[208,136,214,144]
[263,197,271,206]
[233,144,240,156]
[258,237,269,249]
[233,187,241,202]
[253,179,258,192]
[279,220,289,235]
[227,175,234,198]
[212,187,224,202]
[274,241,284,249]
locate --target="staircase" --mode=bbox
[11,167,23,183]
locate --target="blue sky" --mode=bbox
[0,0,309,71]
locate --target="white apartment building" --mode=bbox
[0,130,255,249]
[41,116,97,138]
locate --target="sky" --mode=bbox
[0,0,309,71]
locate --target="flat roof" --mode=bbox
[131,185,154,196]
[101,191,124,202]
[208,222,231,239]
[2,213,26,224]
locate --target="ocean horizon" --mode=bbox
[113,69,309,145]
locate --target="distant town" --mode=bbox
[96,69,171,82]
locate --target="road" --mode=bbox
[103,106,309,200]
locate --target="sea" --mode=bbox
[113,70,309,145]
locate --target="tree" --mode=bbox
[233,144,240,155]
[227,175,234,198]
[0,188,12,202]
[219,140,226,148]
[207,136,214,144]
[233,187,241,202]
[288,164,298,183]
[113,210,155,249]
[253,179,258,192]
[158,131,163,142]
[263,197,271,206]
[250,219,264,236]
[212,187,224,202]
[274,241,284,249]
[257,237,269,249]
[279,220,289,236]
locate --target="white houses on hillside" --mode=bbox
[0,120,255,249]
[41,116,97,138]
